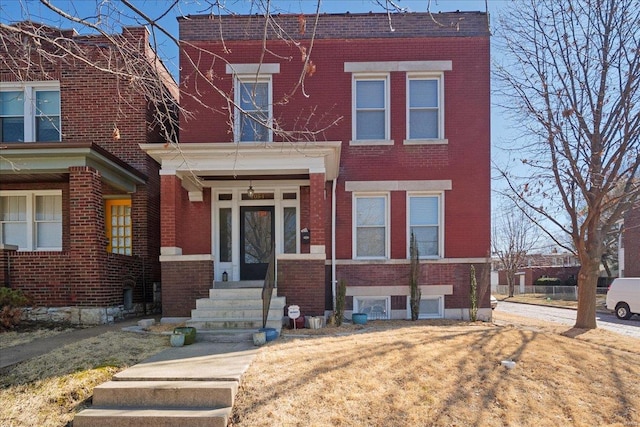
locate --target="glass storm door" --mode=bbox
[240,206,274,280]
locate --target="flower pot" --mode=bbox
[352,313,368,325]
[259,327,279,342]
[170,332,185,347]
[253,331,266,346]
[173,327,196,345]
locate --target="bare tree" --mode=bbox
[0,0,342,158]
[492,208,539,297]
[494,0,640,329]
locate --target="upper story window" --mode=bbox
[407,75,444,141]
[353,75,390,142]
[0,82,61,143]
[235,76,271,142]
[353,193,389,259]
[408,194,442,258]
[0,190,62,251]
[226,64,279,143]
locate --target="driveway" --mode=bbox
[495,301,640,339]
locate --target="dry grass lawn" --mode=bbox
[1,311,639,427]
[0,331,167,427]
[230,313,640,427]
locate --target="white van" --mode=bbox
[606,278,640,320]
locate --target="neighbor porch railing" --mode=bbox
[261,245,276,328]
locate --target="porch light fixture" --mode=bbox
[247,181,255,199]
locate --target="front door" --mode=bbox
[240,206,275,280]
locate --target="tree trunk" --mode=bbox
[507,271,515,297]
[574,261,599,329]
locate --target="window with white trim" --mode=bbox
[415,295,444,319]
[354,296,390,320]
[408,194,442,258]
[407,75,443,140]
[234,76,272,142]
[0,190,62,250]
[0,82,61,142]
[354,194,388,259]
[353,75,389,141]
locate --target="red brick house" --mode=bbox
[142,12,491,325]
[0,23,178,324]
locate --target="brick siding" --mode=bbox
[161,260,213,317]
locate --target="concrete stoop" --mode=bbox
[188,285,286,335]
[73,380,238,427]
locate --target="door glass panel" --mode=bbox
[243,209,272,264]
[284,207,296,253]
[219,208,232,262]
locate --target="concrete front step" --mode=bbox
[188,319,282,330]
[195,297,285,309]
[191,308,284,319]
[92,380,238,408]
[73,407,230,427]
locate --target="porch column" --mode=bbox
[68,166,108,305]
[160,173,181,252]
[309,171,326,250]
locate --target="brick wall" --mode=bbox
[161,260,213,317]
[337,262,491,310]
[277,258,326,315]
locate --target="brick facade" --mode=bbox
[149,12,491,320]
[161,259,213,317]
[0,24,176,323]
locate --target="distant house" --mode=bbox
[492,252,580,292]
[620,202,640,277]
[142,11,492,325]
[0,23,178,324]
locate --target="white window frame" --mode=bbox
[233,75,273,142]
[407,295,444,319]
[354,296,390,320]
[0,190,62,251]
[352,192,390,260]
[0,81,61,143]
[407,192,444,259]
[351,74,391,144]
[405,73,445,143]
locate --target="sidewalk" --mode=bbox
[0,317,144,369]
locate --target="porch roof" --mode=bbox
[140,141,342,190]
[0,142,147,192]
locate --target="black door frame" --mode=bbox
[239,205,275,280]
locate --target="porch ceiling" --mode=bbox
[140,141,342,185]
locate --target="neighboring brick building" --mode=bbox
[621,202,640,277]
[143,12,492,322]
[0,23,178,324]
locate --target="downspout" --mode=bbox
[331,178,337,311]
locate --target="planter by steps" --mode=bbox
[170,332,185,347]
[252,331,266,346]
[173,327,197,345]
[259,327,278,342]
[352,313,368,325]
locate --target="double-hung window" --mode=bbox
[235,76,271,142]
[408,194,442,258]
[0,190,62,251]
[353,194,388,259]
[353,75,389,142]
[407,75,443,140]
[227,64,279,143]
[0,82,61,142]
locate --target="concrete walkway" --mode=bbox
[2,318,260,426]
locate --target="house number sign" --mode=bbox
[288,305,300,319]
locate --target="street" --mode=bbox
[495,301,640,339]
